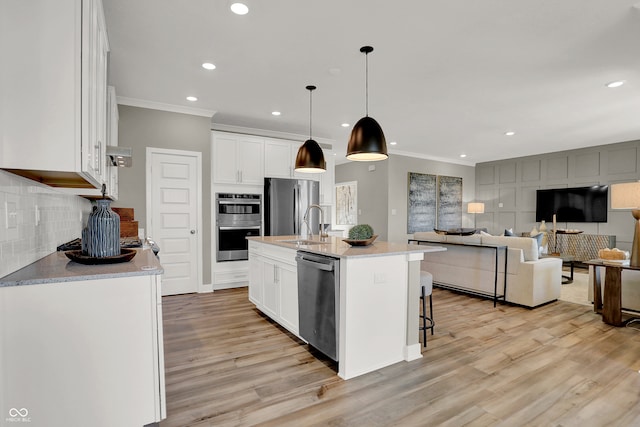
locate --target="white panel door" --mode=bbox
[148,149,202,295]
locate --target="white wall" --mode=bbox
[0,170,91,278]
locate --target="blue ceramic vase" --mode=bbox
[85,199,120,257]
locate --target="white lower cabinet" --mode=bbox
[278,262,299,333]
[248,243,299,337]
[0,274,166,426]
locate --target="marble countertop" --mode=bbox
[248,235,446,259]
[0,248,164,287]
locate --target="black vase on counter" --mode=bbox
[85,199,121,258]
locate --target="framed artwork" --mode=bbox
[407,172,437,233]
[437,175,463,229]
[335,181,357,226]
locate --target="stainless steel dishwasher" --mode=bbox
[295,251,340,361]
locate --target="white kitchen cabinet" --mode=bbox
[1,0,110,189]
[212,132,264,185]
[278,261,299,333]
[247,242,300,337]
[106,86,119,200]
[262,258,280,319]
[248,247,264,305]
[0,273,166,426]
[264,139,295,178]
[56,85,119,199]
[264,138,324,181]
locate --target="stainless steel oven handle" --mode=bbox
[218,200,261,204]
[218,226,261,230]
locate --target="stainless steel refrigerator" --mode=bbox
[264,177,320,236]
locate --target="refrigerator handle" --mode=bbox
[293,184,298,234]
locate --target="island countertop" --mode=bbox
[0,248,164,287]
[247,235,446,258]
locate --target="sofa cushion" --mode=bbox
[481,235,539,261]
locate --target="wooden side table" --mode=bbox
[586,260,638,326]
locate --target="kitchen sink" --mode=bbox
[278,239,331,245]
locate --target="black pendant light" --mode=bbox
[346,46,388,161]
[295,85,326,173]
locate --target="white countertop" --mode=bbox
[0,248,164,287]
[248,235,446,259]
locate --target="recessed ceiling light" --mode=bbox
[202,62,216,70]
[606,80,625,88]
[390,141,397,145]
[341,123,350,128]
[505,131,515,136]
[186,96,198,102]
[230,2,249,15]
[460,154,467,158]
[271,111,281,116]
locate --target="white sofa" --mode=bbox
[412,231,562,308]
[588,266,640,312]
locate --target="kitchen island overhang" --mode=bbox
[247,235,446,380]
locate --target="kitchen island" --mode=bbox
[0,248,166,427]
[247,235,445,380]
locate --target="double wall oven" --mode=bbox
[216,193,261,262]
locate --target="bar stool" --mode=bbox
[420,271,435,347]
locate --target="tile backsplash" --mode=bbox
[0,170,92,278]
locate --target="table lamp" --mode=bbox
[467,202,485,229]
[611,182,640,267]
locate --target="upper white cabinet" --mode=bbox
[106,86,119,200]
[212,132,264,185]
[264,139,295,178]
[264,138,328,181]
[1,0,110,188]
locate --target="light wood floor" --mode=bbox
[160,287,640,427]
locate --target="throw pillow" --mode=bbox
[531,232,544,254]
[504,228,514,236]
[530,226,539,237]
[480,230,492,236]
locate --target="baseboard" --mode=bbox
[404,344,423,361]
[212,282,248,291]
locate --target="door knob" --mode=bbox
[190,230,196,234]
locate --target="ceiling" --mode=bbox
[103,0,640,166]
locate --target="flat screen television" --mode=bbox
[535,185,608,223]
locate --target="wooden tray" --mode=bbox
[65,248,137,265]
[343,235,378,246]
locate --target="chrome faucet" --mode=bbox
[303,204,327,239]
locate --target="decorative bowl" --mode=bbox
[342,235,378,246]
[65,248,137,265]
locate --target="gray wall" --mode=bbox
[336,154,475,243]
[476,139,640,252]
[388,154,476,243]
[336,159,389,241]
[115,105,212,284]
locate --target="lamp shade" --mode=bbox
[295,139,326,173]
[611,182,640,209]
[346,116,388,161]
[467,202,485,214]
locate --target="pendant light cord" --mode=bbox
[309,89,313,139]
[365,51,369,117]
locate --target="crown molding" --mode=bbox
[117,97,216,118]
[211,123,334,150]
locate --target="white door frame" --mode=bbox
[146,147,204,293]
